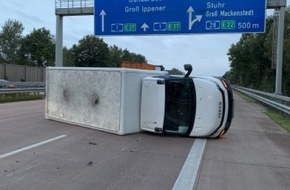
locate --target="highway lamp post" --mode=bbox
[55,15,63,67]
[267,0,287,95]
[275,5,285,95]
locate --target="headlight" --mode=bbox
[221,80,228,89]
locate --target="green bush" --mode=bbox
[0,94,44,103]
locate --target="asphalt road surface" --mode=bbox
[0,100,195,190]
[0,93,290,190]
[197,94,290,190]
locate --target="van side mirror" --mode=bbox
[184,64,192,78]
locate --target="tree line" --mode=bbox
[0,19,147,68]
[224,7,290,96]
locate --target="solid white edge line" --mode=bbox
[0,135,66,159]
[172,139,207,190]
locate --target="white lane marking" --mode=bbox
[0,135,66,159]
[173,139,207,190]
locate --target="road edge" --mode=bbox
[172,138,207,190]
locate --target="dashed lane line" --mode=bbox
[0,135,66,159]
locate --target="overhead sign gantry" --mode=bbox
[94,0,266,35]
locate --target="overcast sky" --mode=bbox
[1,0,289,76]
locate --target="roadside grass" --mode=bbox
[235,90,290,133]
[265,108,290,132]
[0,94,45,103]
[236,91,259,104]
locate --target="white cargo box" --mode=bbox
[45,67,166,135]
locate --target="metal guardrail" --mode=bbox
[0,88,45,95]
[55,0,94,9]
[236,86,290,103]
[55,0,94,15]
[0,82,45,89]
[233,86,290,115]
[15,82,44,88]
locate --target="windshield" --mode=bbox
[163,78,195,135]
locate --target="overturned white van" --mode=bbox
[45,65,234,138]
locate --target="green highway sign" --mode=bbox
[221,20,236,29]
[94,0,266,35]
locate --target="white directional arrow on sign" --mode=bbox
[141,23,149,32]
[187,6,202,30]
[100,10,106,32]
